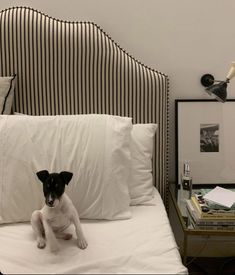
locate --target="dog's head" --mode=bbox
[36,170,73,208]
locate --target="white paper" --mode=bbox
[203,186,235,208]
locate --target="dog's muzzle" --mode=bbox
[47,200,54,207]
[46,194,55,207]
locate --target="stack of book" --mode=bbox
[186,189,235,230]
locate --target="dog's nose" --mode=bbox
[47,194,54,207]
[47,199,54,207]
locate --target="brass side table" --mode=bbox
[168,182,235,265]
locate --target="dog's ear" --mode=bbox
[36,170,49,183]
[60,171,73,185]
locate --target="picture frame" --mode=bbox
[175,99,235,186]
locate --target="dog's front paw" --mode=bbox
[77,237,88,250]
[37,237,46,249]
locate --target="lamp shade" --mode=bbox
[205,81,227,103]
[226,61,235,80]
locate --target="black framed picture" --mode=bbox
[175,99,235,185]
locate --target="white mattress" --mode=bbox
[0,190,188,274]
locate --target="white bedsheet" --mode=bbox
[0,190,187,274]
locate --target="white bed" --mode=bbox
[0,190,187,274]
[0,6,187,275]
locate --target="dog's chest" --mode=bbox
[43,208,71,231]
[50,213,71,231]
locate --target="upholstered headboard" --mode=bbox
[0,7,169,204]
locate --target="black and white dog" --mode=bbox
[31,170,88,252]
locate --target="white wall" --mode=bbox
[1,0,235,181]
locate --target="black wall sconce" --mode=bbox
[201,62,235,102]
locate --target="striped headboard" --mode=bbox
[0,7,169,204]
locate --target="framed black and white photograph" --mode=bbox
[176,99,235,185]
[200,123,219,153]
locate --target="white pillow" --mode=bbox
[0,75,16,114]
[130,124,158,205]
[0,114,132,223]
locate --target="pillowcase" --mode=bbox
[0,114,132,224]
[0,75,16,114]
[9,113,157,205]
[129,123,158,205]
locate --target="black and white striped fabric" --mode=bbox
[0,7,169,204]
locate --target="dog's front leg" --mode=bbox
[31,210,46,249]
[41,217,59,252]
[71,209,88,250]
